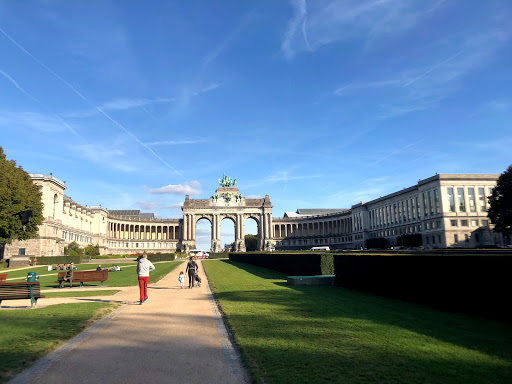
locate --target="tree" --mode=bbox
[84,244,100,257]
[64,241,84,256]
[0,147,43,249]
[245,234,258,251]
[488,164,512,236]
[365,237,389,249]
[396,234,423,247]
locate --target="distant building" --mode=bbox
[2,173,509,259]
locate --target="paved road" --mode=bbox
[8,260,249,384]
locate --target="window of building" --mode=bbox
[447,188,455,212]
[432,221,436,229]
[461,220,469,226]
[18,248,26,255]
[468,188,476,212]
[465,234,469,243]
[423,192,429,216]
[454,234,459,243]
[471,219,479,227]
[426,222,430,230]
[488,187,493,197]
[482,220,489,227]
[438,235,442,244]
[426,236,429,244]
[432,236,436,244]
[457,188,466,212]
[437,220,441,228]
[428,190,434,215]
[434,189,440,213]
[478,187,486,212]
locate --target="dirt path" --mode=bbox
[8,260,249,384]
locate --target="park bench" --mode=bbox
[0,282,45,308]
[54,270,109,287]
[0,274,7,282]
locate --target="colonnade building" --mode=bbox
[2,173,508,259]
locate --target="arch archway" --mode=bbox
[244,216,259,251]
[195,217,212,251]
[181,182,274,252]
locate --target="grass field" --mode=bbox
[0,302,119,383]
[1,261,181,289]
[43,290,121,298]
[203,260,512,384]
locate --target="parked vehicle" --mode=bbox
[310,246,330,251]
[188,249,209,258]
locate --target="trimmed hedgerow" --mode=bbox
[30,256,83,265]
[229,252,334,276]
[208,252,229,259]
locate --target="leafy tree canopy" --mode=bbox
[245,234,258,251]
[0,147,43,245]
[488,164,512,235]
[64,241,84,256]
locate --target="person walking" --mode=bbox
[178,271,186,289]
[137,252,155,304]
[185,256,198,289]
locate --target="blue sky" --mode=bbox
[1,1,511,249]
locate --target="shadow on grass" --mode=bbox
[213,261,512,363]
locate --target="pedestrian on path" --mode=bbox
[185,256,198,289]
[178,271,186,289]
[137,252,155,304]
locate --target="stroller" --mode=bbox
[194,274,202,287]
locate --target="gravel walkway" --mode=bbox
[7,260,249,384]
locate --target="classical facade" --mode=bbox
[2,173,508,259]
[273,174,507,250]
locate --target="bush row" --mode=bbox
[208,252,229,259]
[333,254,512,322]
[146,253,176,262]
[229,252,334,276]
[30,256,83,265]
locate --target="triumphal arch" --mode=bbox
[181,174,274,252]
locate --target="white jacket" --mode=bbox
[137,258,155,277]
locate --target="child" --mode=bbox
[178,271,186,289]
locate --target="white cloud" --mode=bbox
[145,139,206,147]
[0,111,68,133]
[76,143,138,172]
[246,194,264,199]
[150,181,202,195]
[137,200,183,210]
[282,0,443,59]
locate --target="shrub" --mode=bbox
[365,237,389,249]
[30,256,83,265]
[209,252,229,259]
[229,252,334,276]
[146,253,176,262]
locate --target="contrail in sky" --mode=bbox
[402,50,465,88]
[0,68,81,136]
[0,25,182,177]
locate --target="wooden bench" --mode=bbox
[54,270,109,287]
[0,274,7,283]
[0,282,45,308]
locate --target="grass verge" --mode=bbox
[43,290,121,298]
[203,260,512,384]
[2,261,181,289]
[0,302,119,383]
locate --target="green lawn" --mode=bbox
[0,302,119,383]
[2,261,181,289]
[203,260,512,384]
[43,290,121,298]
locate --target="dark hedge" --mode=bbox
[333,254,512,322]
[30,256,83,265]
[229,252,334,276]
[208,252,229,259]
[146,253,176,262]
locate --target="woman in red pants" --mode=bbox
[137,252,155,304]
